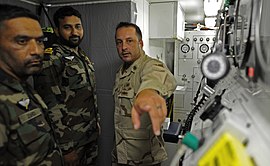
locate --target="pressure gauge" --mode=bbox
[201,52,230,81]
[200,44,209,53]
[181,44,190,53]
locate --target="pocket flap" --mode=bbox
[122,129,150,140]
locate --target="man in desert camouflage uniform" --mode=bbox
[34,6,99,166]
[113,22,177,165]
[0,4,63,165]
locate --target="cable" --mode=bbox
[170,132,200,166]
[192,76,204,106]
[182,94,208,134]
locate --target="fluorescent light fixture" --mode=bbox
[204,0,223,17]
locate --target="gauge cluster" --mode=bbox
[178,31,216,60]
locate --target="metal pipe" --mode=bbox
[19,0,40,6]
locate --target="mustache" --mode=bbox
[25,54,43,65]
[121,52,130,55]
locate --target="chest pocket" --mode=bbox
[63,58,89,90]
[116,84,135,116]
[8,108,51,156]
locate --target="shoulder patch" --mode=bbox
[44,48,53,55]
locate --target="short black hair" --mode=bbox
[0,4,39,28]
[53,6,82,28]
[115,22,142,40]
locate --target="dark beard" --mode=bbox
[58,35,82,48]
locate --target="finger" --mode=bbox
[149,107,161,136]
[152,100,167,135]
[136,99,150,112]
[131,106,141,130]
[156,105,166,119]
[161,102,167,123]
[154,99,167,123]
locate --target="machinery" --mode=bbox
[173,30,216,123]
[171,0,270,165]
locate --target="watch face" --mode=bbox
[200,44,209,53]
[181,44,190,53]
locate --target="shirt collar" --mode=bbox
[0,69,24,92]
[53,43,81,56]
[119,51,146,78]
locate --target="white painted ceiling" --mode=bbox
[27,0,205,24]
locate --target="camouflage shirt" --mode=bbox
[34,44,99,153]
[113,52,177,165]
[0,69,62,166]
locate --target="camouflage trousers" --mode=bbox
[111,149,162,166]
[77,141,98,166]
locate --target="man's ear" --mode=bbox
[54,28,59,37]
[139,40,144,48]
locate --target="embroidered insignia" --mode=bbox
[18,108,42,124]
[65,56,75,61]
[18,98,30,110]
[44,48,53,55]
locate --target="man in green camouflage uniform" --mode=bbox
[113,22,177,165]
[0,4,62,165]
[34,6,99,166]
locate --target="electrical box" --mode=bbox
[149,0,184,39]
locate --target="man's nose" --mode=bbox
[29,39,44,55]
[122,41,128,50]
[71,27,79,36]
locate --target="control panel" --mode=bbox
[173,30,216,123]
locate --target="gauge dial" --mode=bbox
[200,44,209,53]
[181,44,190,53]
[201,52,230,81]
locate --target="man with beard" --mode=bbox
[0,4,63,165]
[34,6,100,166]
